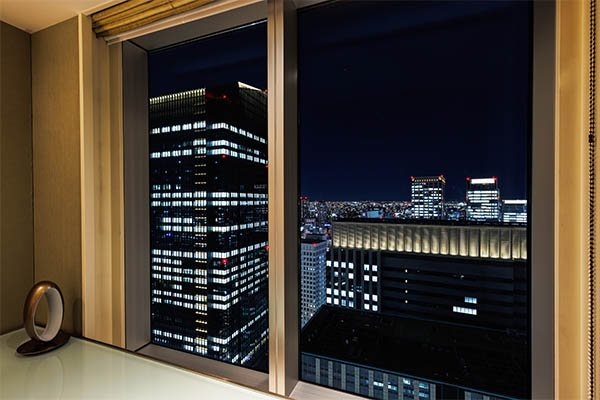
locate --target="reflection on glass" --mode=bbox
[298,1,530,399]
[148,22,269,372]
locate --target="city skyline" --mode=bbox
[300,174,525,203]
[150,1,530,203]
[148,1,531,398]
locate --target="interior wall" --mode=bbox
[31,17,82,336]
[0,21,34,334]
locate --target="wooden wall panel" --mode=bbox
[80,13,126,347]
[32,17,82,336]
[0,21,33,334]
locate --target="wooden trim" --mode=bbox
[555,0,590,398]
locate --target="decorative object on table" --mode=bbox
[16,281,70,355]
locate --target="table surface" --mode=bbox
[0,329,282,400]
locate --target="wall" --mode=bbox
[0,22,34,334]
[31,17,82,336]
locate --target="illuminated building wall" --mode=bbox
[502,200,527,224]
[410,175,445,219]
[466,177,501,222]
[149,83,269,371]
[327,220,527,332]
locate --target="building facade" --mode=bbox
[326,220,527,333]
[410,175,445,219]
[300,235,328,328]
[149,83,269,371]
[466,177,501,221]
[502,200,527,223]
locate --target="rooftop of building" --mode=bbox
[301,305,528,399]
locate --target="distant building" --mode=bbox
[410,176,445,219]
[502,200,527,223]
[366,209,383,219]
[326,219,527,333]
[300,235,328,328]
[299,196,310,221]
[466,177,501,221]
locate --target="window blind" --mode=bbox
[92,0,215,37]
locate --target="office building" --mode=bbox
[502,200,527,224]
[301,306,527,400]
[300,196,310,221]
[300,234,328,328]
[326,219,527,333]
[149,83,269,371]
[466,177,501,221]
[410,175,445,219]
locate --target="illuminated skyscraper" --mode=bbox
[502,200,527,223]
[149,82,269,371]
[410,176,445,219]
[466,177,501,222]
[300,234,328,328]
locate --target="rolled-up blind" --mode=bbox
[92,0,215,37]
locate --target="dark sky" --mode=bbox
[149,1,531,202]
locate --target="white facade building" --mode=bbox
[300,236,328,328]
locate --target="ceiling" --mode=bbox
[0,0,124,34]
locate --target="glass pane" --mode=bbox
[148,22,269,372]
[298,2,530,399]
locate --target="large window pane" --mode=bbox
[298,2,530,399]
[148,22,269,372]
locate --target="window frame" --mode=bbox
[117,0,556,397]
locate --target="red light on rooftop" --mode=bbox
[466,177,470,181]
[493,176,497,181]
[312,243,317,247]
[411,176,414,180]
[221,155,226,159]
[222,95,227,99]
[222,259,228,264]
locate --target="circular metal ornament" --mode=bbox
[17,281,70,355]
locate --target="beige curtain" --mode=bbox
[92,0,215,37]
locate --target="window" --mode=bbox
[298,1,531,399]
[147,21,268,372]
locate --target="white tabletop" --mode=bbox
[0,329,283,400]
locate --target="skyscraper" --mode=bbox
[410,176,445,219]
[149,82,269,371]
[300,234,328,328]
[502,199,527,223]
[466,177,501,221]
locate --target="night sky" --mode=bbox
[149,1,531,202]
